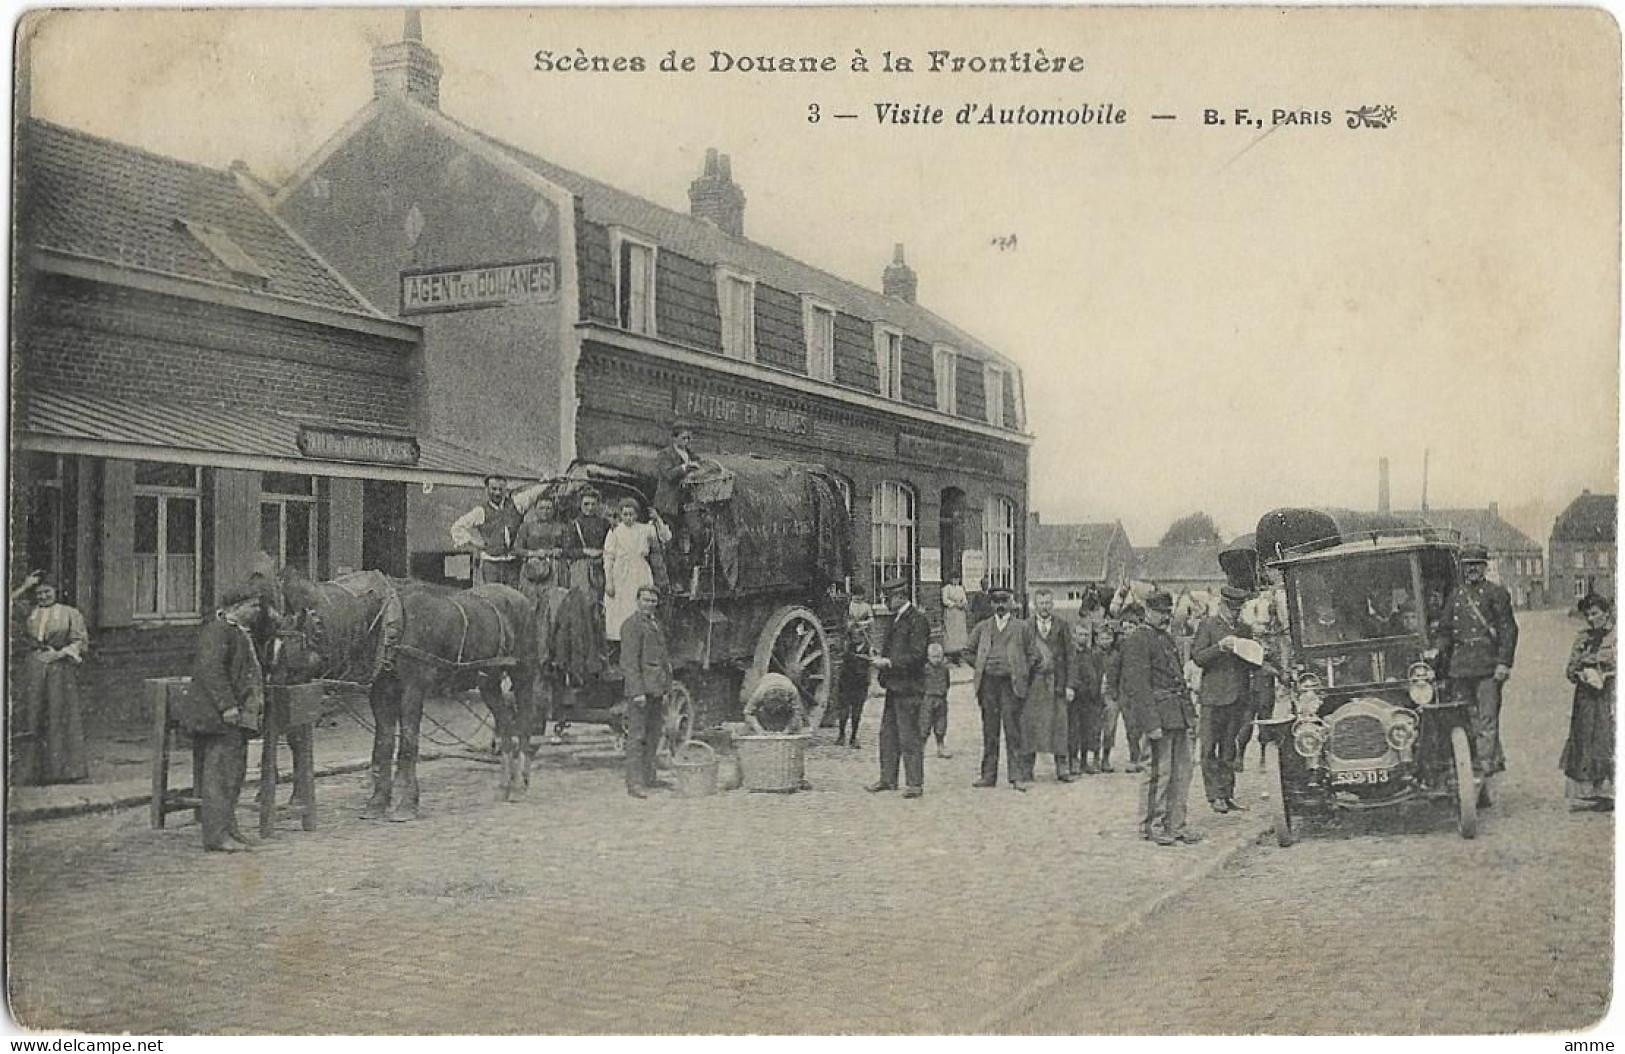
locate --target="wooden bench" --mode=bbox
[147,677,325,837]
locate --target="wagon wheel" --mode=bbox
[657,680,695,768]
[1450,725,1478,840]
[746,606,832,731]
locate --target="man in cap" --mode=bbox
[655,421,705,593]
[967,586,1046,791]
[182,583,269,852]
[868,576,932,798]
[1192,584,1258,813]
[1121,590,1202,844]
[619,585,672,798]
[1432,543,1519,805]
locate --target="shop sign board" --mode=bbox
[400,259,558,315]
[297,426,421,466]
[674,388,813,437]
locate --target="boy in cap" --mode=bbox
[1121,590,1201,844]
[184,584,269,851]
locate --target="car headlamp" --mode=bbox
[1407,662,1436,682]
[1386,711,1419,750]
[1292,718,1327,759]
[1295,672,1324,714]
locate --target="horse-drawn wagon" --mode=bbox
[529,444,856,752]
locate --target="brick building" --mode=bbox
[10,119,530,715]
[1132,544,1228,596]
[1549,490,1616,607]
[269,19,1032,611]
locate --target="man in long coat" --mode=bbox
[1019,589,1075,783]
[1432,543,1519,804]
[1121,590,1201,845]
[968,587,1046,791]
[867,577,932,798]
[1192,584,1257,813]
[183,584,267,852]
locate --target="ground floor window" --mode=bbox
[871,481,916,599]
[133,463,202,620]
[13,452,74,598]
[983,495,1017,591]
[260,473,322,579]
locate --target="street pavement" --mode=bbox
[5,610,1609,1035]
[1016,608,1613,1033]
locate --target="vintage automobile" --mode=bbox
[529,444,855,754]
[1251,508,1483,845]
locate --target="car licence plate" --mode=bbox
[1330,768,1390,786]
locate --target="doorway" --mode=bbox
[361,481,408,576]
[939,487,967,586]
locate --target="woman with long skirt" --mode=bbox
[1562,593,1615,812]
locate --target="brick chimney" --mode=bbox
[1378,457,1391,515]
[688,148,746,237]
[372,10,443,108]
[1489,501,1499,520]
[883,243,917,303]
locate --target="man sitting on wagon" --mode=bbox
[655,421,705,594]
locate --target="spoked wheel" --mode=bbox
[657,680,695,766]
[1269,742,1295,847]
[1450,725,1478,839]
[746,606,832,731]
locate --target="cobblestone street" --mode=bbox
[1019,608,1613,1033]
[5,611,1611,1034]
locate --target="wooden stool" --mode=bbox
[256,683,325,838]
[146,676,205,829]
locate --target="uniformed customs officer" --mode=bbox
[1431,543,1519,805]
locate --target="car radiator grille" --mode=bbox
[1329,713,1387,762]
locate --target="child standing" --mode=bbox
[922,640,953,759]
[836,606,874,748]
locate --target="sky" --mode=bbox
[22,6,1621,546]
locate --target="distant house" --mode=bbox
[1398,505,1547,609]
[1132,543,1228,596]
[1026,520,1134,614]
[1549,490,1616,606]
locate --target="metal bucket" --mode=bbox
[671,740,719,798]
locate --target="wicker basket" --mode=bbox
[689,464,736,504]
[670,740,719,798]
[734,733,808,793]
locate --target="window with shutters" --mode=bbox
[933,345,958,414]
[804,298,836,381]
[874,326,904,400]
[984,364,1007,428]
[611,229,658,336]
[716,268,757,361]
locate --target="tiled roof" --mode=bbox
[18,387,543,481]
[1028,523,1124,582]
[1133,544,1228,584]
[1393,508,1541,553]
[26,120,376,317]
[1552,492,1617,544]
[450,114,1018,372]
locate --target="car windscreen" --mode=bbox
[1291,552,1421,648]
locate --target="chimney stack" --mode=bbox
[1488,501,1499,520]
[372,10,443,108]
[883,243,917,303]
[688,147,746,237]
[1378,458,1391,515]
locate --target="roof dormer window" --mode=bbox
[177,219,270,286]
[715,266,756,361]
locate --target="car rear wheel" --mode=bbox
[1270,742,1294,847]
[1450,724,1478,840]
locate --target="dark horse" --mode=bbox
[274,569,540,820]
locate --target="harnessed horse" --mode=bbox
[274,570,540,820]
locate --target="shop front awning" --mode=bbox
[14,388,546,486]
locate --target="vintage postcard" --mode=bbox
[6,5,1619,1041]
